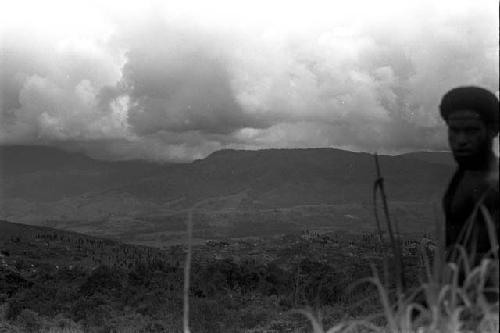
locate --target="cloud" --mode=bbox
[0,31,128,144]
[0,0,498,161]
[116,20,268,136]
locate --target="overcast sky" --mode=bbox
[1,0,498,161]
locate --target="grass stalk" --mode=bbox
[183,209,193,333]
[373,153,406,295]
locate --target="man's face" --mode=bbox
[446,109,491,165]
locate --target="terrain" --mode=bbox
[0,220,425,332]
[2,147,493,332]
[0,145,453,246]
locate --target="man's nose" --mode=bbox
[456,133,469,145]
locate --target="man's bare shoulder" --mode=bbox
[486,156,499,189]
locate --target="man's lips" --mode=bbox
[454,150,473,156]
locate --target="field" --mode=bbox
[35,201,440,248]
[0,220,430,332]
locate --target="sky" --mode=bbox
[1,0,498,161]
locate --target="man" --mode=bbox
[440,86,499,262]
[410,87,499,323]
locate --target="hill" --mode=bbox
[0,145,454,244]
[0,145,168,202]
[0,219,177,269]
[401,151,454,166]
[0,219,425,332]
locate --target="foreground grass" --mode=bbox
[300,256,498,333]
[308,268,497,332]
[298,201,499,333]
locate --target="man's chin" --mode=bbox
[453,154,470,164]
[451,142,493,169]
[453,153,488,169]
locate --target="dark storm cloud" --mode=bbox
[120,38,269,135]
[0,0,498,161]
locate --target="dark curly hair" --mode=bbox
[440,86,499,134]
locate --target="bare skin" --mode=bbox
[446,109,496,168]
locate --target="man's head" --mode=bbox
[440,86,499,168]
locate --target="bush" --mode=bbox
[79,266,123,296]
[190,298,226,333]
[16,309,43,333]
[51,314,83,332]
[0,321,22,333]
[293,259,340,306]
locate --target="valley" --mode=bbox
[0,146,452,247]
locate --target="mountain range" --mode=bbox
[0,145,455,244]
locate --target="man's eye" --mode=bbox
[465,128,479,134]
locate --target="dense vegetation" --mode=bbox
[0,221,426,332]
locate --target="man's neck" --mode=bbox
[457,150,496,171]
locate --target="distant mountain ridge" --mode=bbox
[0,145,168,202]
[0,145,454,226]
[401,151,455,166]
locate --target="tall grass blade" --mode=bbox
[293,308,325,333]
[373,153,406,295]
[479,204,499,260]
[183,209,193,333]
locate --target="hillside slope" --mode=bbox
[0,146,453,231]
